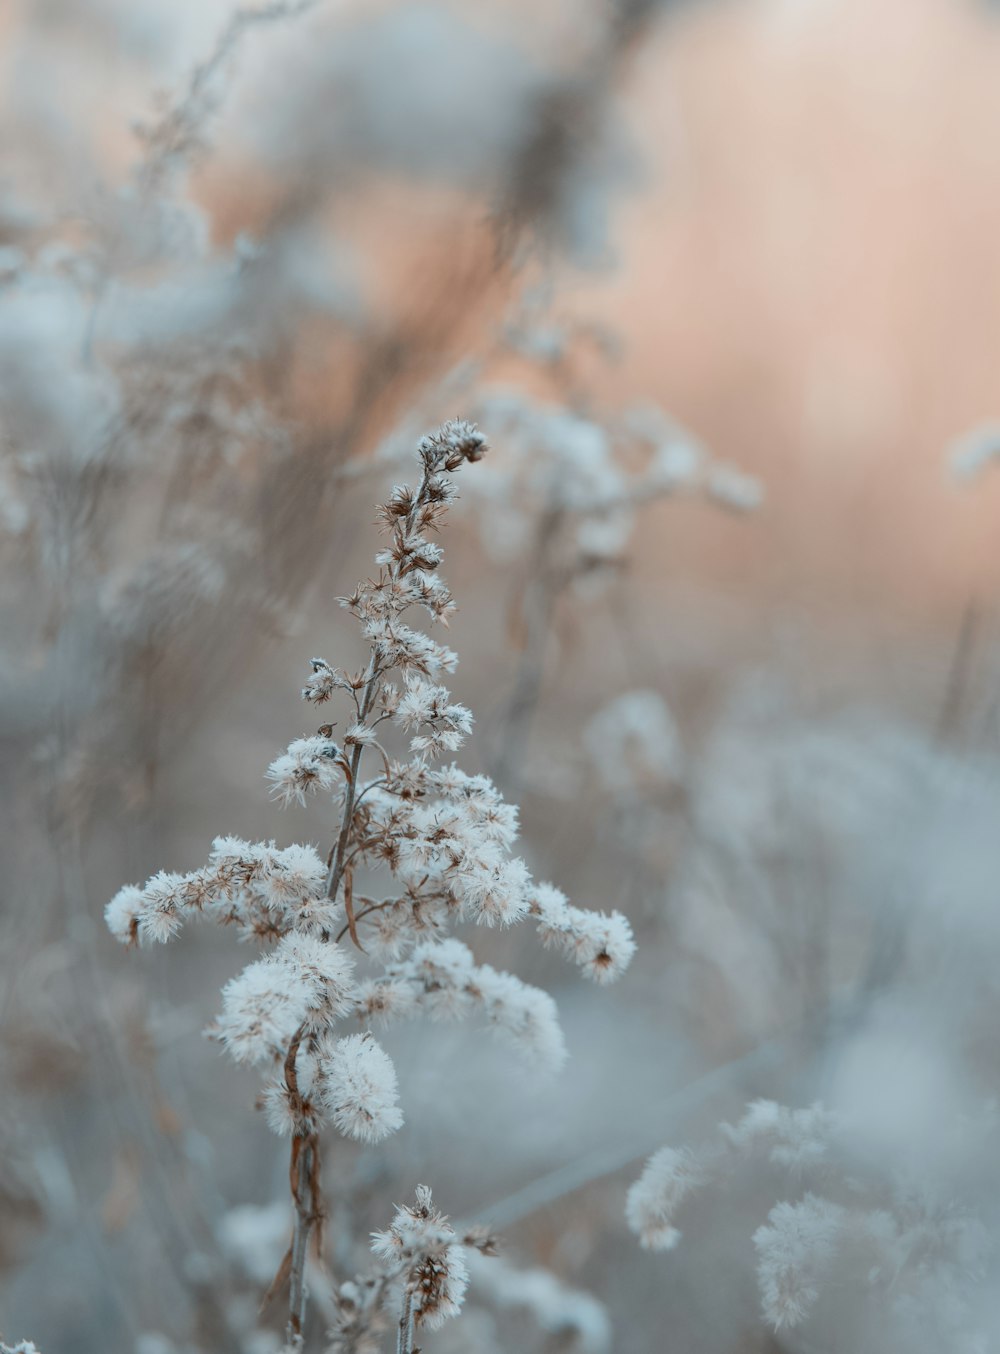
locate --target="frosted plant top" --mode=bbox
[106,419,635,1160]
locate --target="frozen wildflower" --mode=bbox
[355,974,420,1024]
[278,933,358,1026]
[475,965,567,1069]
[363,620,459,677]
[370,939,567,1070]
[106,421,632,1341]
[395,677,474,757]
[318,1032,403,1144]
[626,1146,704,1251]
[371,1186,470,1332]
[403,938,478,1020]
[266,734,342,806]
[628,1102,840,1259]
[530,884,636,984]
[208,835,274,883]
[753,1195,845,1329]
[257,843,327,912]
[261,1028,403,1148]
[214,953,315,1066]
[344,723,378,747]
[418,418,488,468]
[301,657,341,703]
[136,871,189,944]
[104,883,147,946]
[453,853,531,927]
[409,1244,469,1331]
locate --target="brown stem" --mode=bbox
[334,897,399,945]
[342,864,365,952]
[324,466,433,916]
[287,1133,317,1343]
[325,655,379,910]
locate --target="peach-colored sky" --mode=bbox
[580,0,1000,624]
[9,0,1000,635]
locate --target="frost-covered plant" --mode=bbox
[366,1185,496,1352]
[323,1192,609,1354]
[106,421,634,1346]
[628,1099,992,1346]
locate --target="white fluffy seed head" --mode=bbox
[276,932,358,1024]
[214,955,311,1067]
[265,735,341,807]
[318,1032,403,1144]
[753,1195,845,1330]
[105,884,145,946]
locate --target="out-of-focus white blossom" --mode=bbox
[406,388,763,592]
[648,439,704,491]
[218,1201,291,1285]
[630,1096,994,1343]
[707,463,765,512]
[722,1099,838,1174]
[585,689,684,798]
[369,938,568,1071]
[626,1146,704,1251]
[753,1195,845,1328]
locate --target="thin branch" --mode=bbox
[283,1024,322,1344]
[334,897,400,945]
[397,1289,414,1354]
